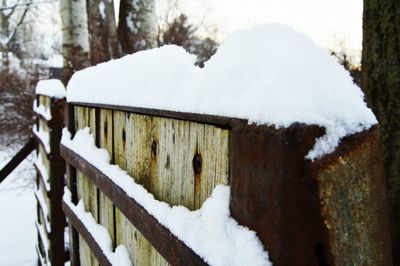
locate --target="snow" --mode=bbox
[67,24,376,159]
[98,1,106,19]
[0,143,37,266]
[36,79,66,99]
[63,190,132,266]
[33,100,52,121]
[61,128,271,266]
[33,125,51,154]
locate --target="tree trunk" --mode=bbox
[362,0,400,264]
[86,0,120,64]
[118,0,156,54]
[60,0,91,84]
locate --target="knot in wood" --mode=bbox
[151,140,158,158]
[192,153,202,175]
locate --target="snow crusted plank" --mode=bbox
[74,106,99,266]
[112,111,167,265]
[33,100,52,121]
[61,128,271,266]
[67,24,377,160]
[63,189,132,266]
[36,79,66,99]
[35,152,51,192]
[33,124,51,154]
[98,109,116,247]
[35,189,51,233]
[35,220,51,265]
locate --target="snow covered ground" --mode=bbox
[0,138,37,266]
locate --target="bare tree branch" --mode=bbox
[0,0,55,11]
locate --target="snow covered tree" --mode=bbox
[86,0,120,64]
[59,0,90,83]
[362,0,400,263]
[118,0,156,54]
[0,0,31,66]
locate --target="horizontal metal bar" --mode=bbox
[62,199,112,266]
[60,144,207,266]
[69,101,246,129]
[0,137,36,183]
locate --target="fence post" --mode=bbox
[229,123,392,265]
[34,91,67,265]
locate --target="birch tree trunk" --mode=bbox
[60,0,90,84]
[86,0,120,64]
[362,0,400,264]
[118,0,156,54]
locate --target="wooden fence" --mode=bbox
[33,92,67,265]
[59,102,392,266]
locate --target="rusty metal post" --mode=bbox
[48,97,67,264]
[229,123,392,265]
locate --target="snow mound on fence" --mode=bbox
[67,24,376,159]
[36,79,66,99]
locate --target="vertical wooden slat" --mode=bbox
[74,106,99,266]
[114,111,167,265]
[98,109,115,247]
[72,108,229,265]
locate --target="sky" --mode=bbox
[176,0,363,64]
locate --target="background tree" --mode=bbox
[118,0,156,54]
[59,0,90,83]
[157,13,218,67]
[362,0,400,263]
[0,0,31,66]
[86,0,119,64]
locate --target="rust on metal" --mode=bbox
[229,122,330,265]
[62,200,113,266]
[309,125,392,265]
[229,122,392,265]
[61,144,207,266]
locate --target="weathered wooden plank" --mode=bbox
[151,116,229,210]
[113,111,167,265]
[74,106,99,266]
[60,144,205,266]
[39,95,50,110]
[98,109,115,247]
[38,145,51,180]
[114,111,138,264]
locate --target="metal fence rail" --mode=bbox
[0,137,36,184]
